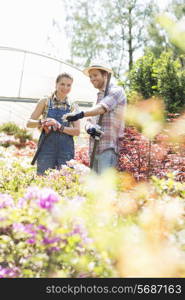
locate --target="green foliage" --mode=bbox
[128,51,185,113]
[128,52,157,99]
[0,161,35,197]
[14,128,33,143]
[0,122,20,135]
[146,20,170,58]
[152,173,185,198]
[153,52,184,112]
[0,123,33,148]
[146,0,185,60]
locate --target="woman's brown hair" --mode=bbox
[55,72,73,83]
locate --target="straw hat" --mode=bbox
[83,62,113,76]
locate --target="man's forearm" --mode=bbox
[84,104,106,117]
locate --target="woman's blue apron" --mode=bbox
[37,99,74,174]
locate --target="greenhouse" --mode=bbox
[0,46,97,127]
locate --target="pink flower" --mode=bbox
[0,193,14,209]
[42,237,61,244]
[0,266,20,278]
[23,187,60,211]
[26,238,36,244]
[38,188,60,210]
[24,186,40,201]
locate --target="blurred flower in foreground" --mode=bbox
[125,98,165,140]
[38,188,60,210]
[118,225,185,277]
[164,113,185,145]
[117,194,185,277]
[0,193,14,208]
[0,266,21,278]
[24,186,60,211]
[157,14,185,51]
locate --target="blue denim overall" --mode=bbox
[37,99,74,174]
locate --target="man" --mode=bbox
[64,64,127,174]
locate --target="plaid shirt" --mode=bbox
[42,93,71,118]
[89,83,126,155]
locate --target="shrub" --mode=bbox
[128,51,185,113]
[0,123,33,148]
[153,52,184,112]
[128,52,157,99]
[14,128,33,143]
[0,122,20,136]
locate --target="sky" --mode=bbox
[153,0,172,10]
[0,0,173,61]
[0,0,69,60]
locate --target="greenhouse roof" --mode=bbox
[0,46,97,127]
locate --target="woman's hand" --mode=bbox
[41,118,61,133]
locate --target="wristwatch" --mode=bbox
[58,124,65,133]
[38,119,42,127]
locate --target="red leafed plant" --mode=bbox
[118,126,185,182]
[75,146,90,166]
[74,117,185,182]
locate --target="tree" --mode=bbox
[64,1,107,67]
[170,0,185,19]
[63,0,154,77]
[146,8,171,58]
[146,0,185,62]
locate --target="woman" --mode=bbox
[27,73,80,175]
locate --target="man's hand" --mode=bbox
[86,124,104,140]
[62,111,84,122]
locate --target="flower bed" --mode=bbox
[0,116,185,278]
[0,149,185,277]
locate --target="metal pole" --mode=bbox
[18,51,26,98]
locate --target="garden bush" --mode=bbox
[14,128,33,143]
[0,122,33,148]
[0,122,20,136]
[128,51,185,113]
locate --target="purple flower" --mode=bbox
[38,188,60,211]
[0,193,14,209]
[17,197,27,208]
[42,237,61,245]
[26,238,36,244]
[0,266,20,278]
[12,223,26,232]
[37,225,50,233]
[24,186,40,201]
[12,223,36,238]
[23,187,60,211]
[69,223,92,245]
[47,246,60,253]
[78,273,90,278]
[24,224,37,236]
